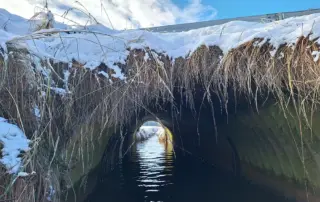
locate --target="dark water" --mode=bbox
[86,135,291,202]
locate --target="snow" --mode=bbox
[63,69,70,91]
[34,106,41,119]
[312,51,320,62]
[17,171,35,178]
[136,126,165,141]
[29,10,55,31]
[17,172,29,177]
[98,71,109,78]
[0,9,320,81]
[269,49,277,57]
[50,87,68,96]
[0,117,30,174]
[144,52,150,61]
[18,171,30,177]
[46,185,56,201]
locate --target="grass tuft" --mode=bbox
[0,27,319,201]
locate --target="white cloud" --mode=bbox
[0,0,217,29]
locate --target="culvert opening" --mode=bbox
[85,111,295,202]
[81,79,313,202]
[128,120,175,197]
[134,121,170,143]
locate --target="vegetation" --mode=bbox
[0,5,319,202]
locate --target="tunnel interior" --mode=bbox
[81,85,320,202]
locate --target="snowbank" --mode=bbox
[0,8,319,81]
[0,117,30,174]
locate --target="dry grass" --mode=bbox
[0,29,319,202]
[29,9,55,32]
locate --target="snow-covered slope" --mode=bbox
[0,8,320,80]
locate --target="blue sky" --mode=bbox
[1,0,319,29]
[174,0,320,20]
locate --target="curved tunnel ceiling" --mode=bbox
[102,91,320,202]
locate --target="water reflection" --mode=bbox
[86,130,292,202]
[131,135,174,199]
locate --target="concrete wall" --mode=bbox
[196,103,320,201]
[123,101,320,201]
[67,98,320,202]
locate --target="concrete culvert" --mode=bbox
[0,7,320,202]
